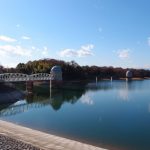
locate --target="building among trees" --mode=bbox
[50,66,62,81]
[126,70,133,79]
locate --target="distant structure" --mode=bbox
[50,66,62,88]
[50,66,62,81]
[126,70,133,80]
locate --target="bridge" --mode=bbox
[0,66,62,83]
[0,66,63,94]
[0,73,55,93]
[0,73,53,82]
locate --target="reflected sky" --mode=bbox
[80,94,94,105]
[118,82,130,101]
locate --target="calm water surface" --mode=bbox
[1,80,150,150]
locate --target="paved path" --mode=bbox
[0,134,41,150]
[0,120,107,150]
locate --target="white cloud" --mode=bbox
[143,65,150,69]
[42,46,49,56]
[0,45,31,57]
[21,36,31,40]
[59,44,94,57]
[0,44,52,67]
[0,44,33,67]
[117,49,130,59]
[0,35,17,42]
[78,44,94,57]
[59,49,78,57]
[0,49,7,57]
[31,46,36,50]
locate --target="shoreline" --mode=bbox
[0,120,107,150]
[0,84,24,104]
[1,119,129,150]
[0,134,40,150]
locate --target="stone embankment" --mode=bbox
[0,134,41,150]
[0,84,24,104]
[0,120,107,150]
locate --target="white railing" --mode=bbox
[0,73,53,82]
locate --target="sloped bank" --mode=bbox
[0,83,24,104]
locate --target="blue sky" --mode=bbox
[0,0,150,68]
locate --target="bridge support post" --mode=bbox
[26,81,33,93]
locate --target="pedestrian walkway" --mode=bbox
[0,120,107,150]
[0,134,40,150]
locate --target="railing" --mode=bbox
[0,73,53,82]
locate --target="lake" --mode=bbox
[0,80,150,150]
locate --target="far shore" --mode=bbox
[93,77,150,81]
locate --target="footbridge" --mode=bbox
[0,66,62,83]
[0,73,53,82]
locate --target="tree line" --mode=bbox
[0,59,150,80]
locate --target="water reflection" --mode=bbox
[0,81,116,117]
[0,80,147,117]
[80,94,94,105]
[0,84,86,117]
[0,83,24,104]
[50,89,86,110]
[1,80,150,150]
[116,80,147,101]
[118,81,130,101]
